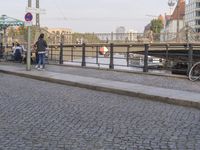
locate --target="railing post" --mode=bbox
[96,46,99,64]
[143,44,149,72]
[188,44,193,74]
[111,32,113,42]
[127,46,130,67]
[50,47,53,60]
[59,42,63,64]
[165,44,169,69]
[109,43,114,69]
[81,43,86,67]
[71,47,74,62]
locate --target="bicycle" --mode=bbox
[188,61,200,81]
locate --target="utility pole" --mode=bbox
[26,0,33,71]
[176,0,180,42]
[27,0,42,27]
[36,0,40,27]
[26,0,45,42]
[28,0,32,7]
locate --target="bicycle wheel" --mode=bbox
[189,62,200,81]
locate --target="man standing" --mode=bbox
[35,33,47,70]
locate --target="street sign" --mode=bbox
[25,21,33,27]
[26,7,46,14]
[25,12,33,22]
[24,12,33,71]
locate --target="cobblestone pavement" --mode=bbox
[0,73,200,150]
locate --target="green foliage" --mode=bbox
[150,19,163,33]
[7,26,39,43]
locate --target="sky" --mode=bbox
[0,0,171,33]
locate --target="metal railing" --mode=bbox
[45,43,200,75]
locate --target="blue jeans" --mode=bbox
[38,53,45,68]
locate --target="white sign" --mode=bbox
[25,21,33,27]
[26,7,46,14]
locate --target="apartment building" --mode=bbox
[185,0,200,32]
[47,28,72,44]
[161,0,185,41]
[116,26,126,41]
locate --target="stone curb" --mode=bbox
[0,69,199,110]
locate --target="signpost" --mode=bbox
[25,12,33,71]
[25,2,46,71]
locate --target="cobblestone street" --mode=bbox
[0,73,200,150]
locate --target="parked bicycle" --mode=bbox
[188,61,200,81]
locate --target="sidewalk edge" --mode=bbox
[0,69,199,110]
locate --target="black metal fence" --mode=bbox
[45,43,200,75]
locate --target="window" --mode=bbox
[196,28,200,32]
[196,11,200,17]
[196,2,200,8]
[196,19,200,25]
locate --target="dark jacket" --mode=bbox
[36,38,47,52]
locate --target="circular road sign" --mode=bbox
[25,12,33,22]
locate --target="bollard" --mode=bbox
[109,43,114,69]
[81,43,86,67]
[143,44,149,72]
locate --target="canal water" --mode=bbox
[64,53,170,74]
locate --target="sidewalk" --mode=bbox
[0,63,200,109]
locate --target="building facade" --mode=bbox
[47,28,72,44]
[161,0,185,42]
[185,0,200,32]
[127,29,138,42]
[115,26,126,41]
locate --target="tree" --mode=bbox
[150,19,163,34]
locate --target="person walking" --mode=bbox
[35,33,47,70]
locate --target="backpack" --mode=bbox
[14,47,22,61]
[15,48,21,55]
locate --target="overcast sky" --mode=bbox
[0,0,171,33]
